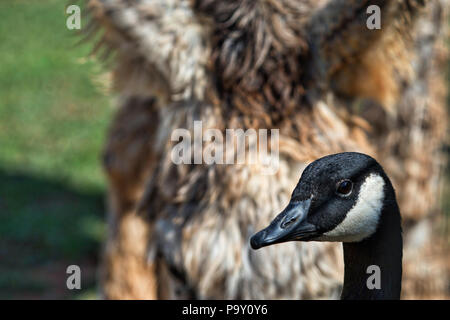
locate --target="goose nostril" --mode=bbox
[281,217,297,229]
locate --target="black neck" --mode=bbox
[340,185,402,300]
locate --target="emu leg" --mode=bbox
[99,97,158,299]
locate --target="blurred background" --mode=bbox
[0,0,113,299]
[0,0,448,299]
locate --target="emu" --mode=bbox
[84,0,448,299]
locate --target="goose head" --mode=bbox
[251,152,391,248]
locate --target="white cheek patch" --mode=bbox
[320,173,385,242]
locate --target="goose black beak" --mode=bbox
[250,198,318,250]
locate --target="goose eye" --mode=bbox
[336,180,353,196]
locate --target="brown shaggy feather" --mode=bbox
[85,0,449,299]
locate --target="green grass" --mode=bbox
[0,0,113,299]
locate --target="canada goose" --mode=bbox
[250,152,402,300]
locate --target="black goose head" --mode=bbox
[251,152,390,249]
